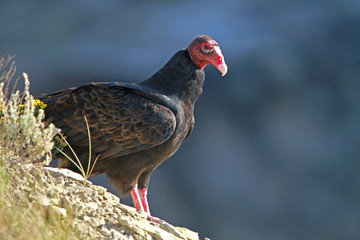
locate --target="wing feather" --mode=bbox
[41,83,176,161]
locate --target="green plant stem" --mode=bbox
[84,116,91,178]
[55,117,100,184]
[57,132,85,175]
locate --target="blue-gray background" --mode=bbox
[1,1,359,239]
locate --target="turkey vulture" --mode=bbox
[40,35,227,222]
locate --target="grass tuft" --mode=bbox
[55,116,100,184]
[0,72,59,165]
[0,56,82,239]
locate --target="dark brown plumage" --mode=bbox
[40,35,227,221]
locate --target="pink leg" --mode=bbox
[138,187,163,223]
[130,184,144,212]
[138,187,150,214]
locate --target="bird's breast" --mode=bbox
[144,103,193,166]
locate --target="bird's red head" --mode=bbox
[188,35,228,76]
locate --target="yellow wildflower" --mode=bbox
[33,99,47,109]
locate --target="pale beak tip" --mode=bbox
[218,63,228,76]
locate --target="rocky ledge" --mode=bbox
[9,163,209,240]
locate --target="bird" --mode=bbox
[40,34,227,222]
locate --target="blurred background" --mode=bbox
[1,0,359,239]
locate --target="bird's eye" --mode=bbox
[202,43,212,53]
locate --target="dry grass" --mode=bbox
[0,71,59,164]
[0,56,84,240]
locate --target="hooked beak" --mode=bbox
[217,62,228,76]
[211,46,228,76]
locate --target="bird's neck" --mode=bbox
[140,50,205,104]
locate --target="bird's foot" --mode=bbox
[134,209,163,223]
[131,185,163,223]
[147,215,163,223]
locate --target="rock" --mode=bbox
[48,205,67,217]
[29,193,51,206]
[44,166,92,187]
[177,227,201,240]
[7,163,209,240]
[159,222,188,239]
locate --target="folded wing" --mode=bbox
[41,83,176,162]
